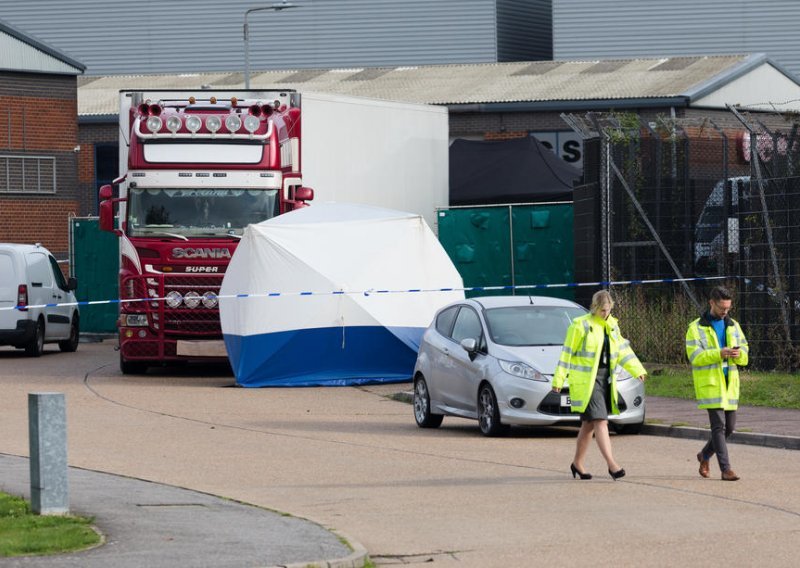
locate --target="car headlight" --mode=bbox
[615,367,633,382]
[498,360,548,382]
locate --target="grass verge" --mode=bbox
[645,366,800,409]
[0,492,101,557]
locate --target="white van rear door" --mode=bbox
[0,251,19,329]
[26,251,69,339]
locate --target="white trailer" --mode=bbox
[298,91,449,229]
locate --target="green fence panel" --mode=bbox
[437,207,511,298]
[71,218,119,333]
[437,204,573,300]
[511,204,574,301]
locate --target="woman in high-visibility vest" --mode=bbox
[552,290,646,480]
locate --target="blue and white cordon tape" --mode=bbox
[0,275,736,312]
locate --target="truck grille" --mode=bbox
[125,273,224,338]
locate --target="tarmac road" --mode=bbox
[1,341,799,567]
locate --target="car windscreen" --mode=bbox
[484,305,586,346]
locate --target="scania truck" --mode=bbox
[99,90,448,374]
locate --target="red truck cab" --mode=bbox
[99,90,312,374]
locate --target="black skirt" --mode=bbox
[580,367,611,422]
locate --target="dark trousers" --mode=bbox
[701,409,737,472]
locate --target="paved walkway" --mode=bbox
[0,454,363,568]
[2,382,797,567]
[643,396,800,450]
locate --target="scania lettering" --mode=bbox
[99,90,449,375]
[173,248,232,260]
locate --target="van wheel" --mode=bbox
[120,355,148,375]
[59,316,80,352]
[25,320,45,357]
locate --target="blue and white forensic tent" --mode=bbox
[219,203,464,387]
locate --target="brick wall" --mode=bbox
[77,122,117,215]
[0,72,80,261]
[0,198,79,259]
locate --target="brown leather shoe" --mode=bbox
[697,452,710,478]
[721,469,740,481]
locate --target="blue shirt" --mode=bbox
[710,316,727,377]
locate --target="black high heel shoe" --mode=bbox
[608,468,626,481]
[570,463,592,480]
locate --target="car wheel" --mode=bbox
[25,319,45,357]
[120,355,148,375]
[478,384,507,437]
[413,376,443,428]
[58,315,80,352]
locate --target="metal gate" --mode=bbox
[436,203,574,300]
[69,217,119,333]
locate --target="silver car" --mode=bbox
[412,296,646,436]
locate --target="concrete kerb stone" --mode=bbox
[399,390,800,450]
[274,531,369,568]
[643,424,800,450]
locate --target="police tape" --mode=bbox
[0,275,736,311]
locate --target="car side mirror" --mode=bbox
[67,277,78,291]
[461,338,479,361]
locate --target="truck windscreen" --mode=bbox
[127,188,278,237]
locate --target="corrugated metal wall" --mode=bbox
[497,0,552,62]
[0,0,550,76]
[553,0,800,78]
[0,33,80,74]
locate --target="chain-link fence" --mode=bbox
[564,109,800,371]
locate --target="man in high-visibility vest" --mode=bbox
[685,286,748,481]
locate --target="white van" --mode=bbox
[0,243,79,356]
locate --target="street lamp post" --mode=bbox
[243,2,298,89]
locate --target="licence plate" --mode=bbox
[560,395,571,407]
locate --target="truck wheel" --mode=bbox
[25,320,45,357]
[58,316,80,352]
[120,356,148,375]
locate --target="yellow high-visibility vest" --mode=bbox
[685,315,748,410]
[553,313,646,414]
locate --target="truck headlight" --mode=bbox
[224,115,242,133]
[166,115,182,133]
[124,314,148,327]
[205,116,221,133]
[202,292,218,308]
[185,116,202,133]
[243,115,260,133]
[146,116,163,133]
[165,291,183,308]
[183,291,201,308]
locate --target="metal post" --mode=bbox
[28,393,68,515]
[243,2,299,89]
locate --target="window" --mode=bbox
[451,307,483,345]
[48,255,69,291]
[435,306,459,336]
[0,155,57,194]
[485,305,585,346]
